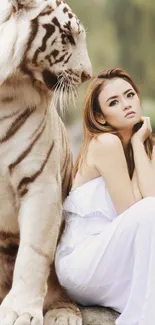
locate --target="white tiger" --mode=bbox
[0,0,92,324]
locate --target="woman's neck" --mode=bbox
[119,130,133,150]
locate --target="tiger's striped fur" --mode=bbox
[0,1,92,324]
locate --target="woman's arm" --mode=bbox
[131,117,155,197]
[92,133,141,215]
[131,169,142,201]
[131,139,155,197]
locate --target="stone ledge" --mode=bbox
[79,306,119,325]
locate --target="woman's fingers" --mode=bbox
[146,117,152,132]
[132,116,152,143]
[141,116,152,133]
[148,117,152,132]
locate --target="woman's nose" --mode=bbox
[122,99,131,111]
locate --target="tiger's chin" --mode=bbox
[42,69,79,93]
[42,70,59,90]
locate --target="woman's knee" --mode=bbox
[142,197,155,206]
[140,197,155,215]
[124,197,155,230]
[136,197,155,227]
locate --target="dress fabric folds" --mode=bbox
[55,176,155,325]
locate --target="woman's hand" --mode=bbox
[131,116,152,144]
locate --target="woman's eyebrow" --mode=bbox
[106,88,133,103]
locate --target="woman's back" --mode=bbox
[72,133,140,215]
[72,139,99,190]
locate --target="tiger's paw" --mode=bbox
[0,309,43,325]
[44,308,82,325]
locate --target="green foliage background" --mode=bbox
[65,0,155,131]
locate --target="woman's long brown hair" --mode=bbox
[74,68,155,179]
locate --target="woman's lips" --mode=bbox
[125,111,136,118]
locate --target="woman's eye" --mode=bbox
[127,91,135,98]
[109,100,118,107]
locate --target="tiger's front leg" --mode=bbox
[43,264,82,325]
[0,181,61,325]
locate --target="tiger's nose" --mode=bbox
[81,71,92,83]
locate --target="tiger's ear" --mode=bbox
[10,0,34,12]
[10,0,18,12]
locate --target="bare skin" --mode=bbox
[73,78,155,214]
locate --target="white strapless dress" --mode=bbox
[55,176,155,325]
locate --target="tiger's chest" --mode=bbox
[0,107,63,233]
[0,96,71,239]
[0,172,19,233]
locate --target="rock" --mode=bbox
[79,306,119,325]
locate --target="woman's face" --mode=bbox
[98,78,142,130]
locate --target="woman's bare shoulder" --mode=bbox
[90,133,123,154]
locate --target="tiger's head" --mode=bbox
[0,0,92,94]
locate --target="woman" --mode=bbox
[55,68,155,325]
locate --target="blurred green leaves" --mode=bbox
[65,0,155,130]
